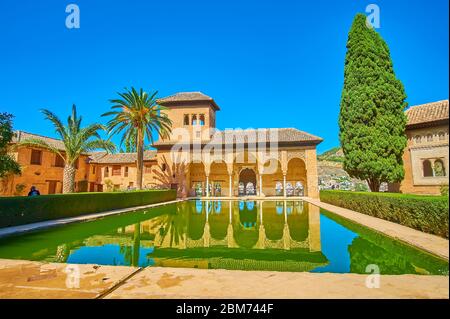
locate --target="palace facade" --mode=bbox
[389,100,449,195]
[1,92,323,198]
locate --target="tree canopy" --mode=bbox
[339,14,408,192]
[0,113,21,178]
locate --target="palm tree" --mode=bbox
[102,87,172,189]
[20,104,115,193]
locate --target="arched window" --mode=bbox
[414,135,422,144]
[427,133,433,142]
[434,159,446,177]
[423,160,433,177]
[199,114,205,126]
[183,114,189,126]
[191,114,197,125]
[438,132,446,141]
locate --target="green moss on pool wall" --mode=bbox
[0,200,447,275]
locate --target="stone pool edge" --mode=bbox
[0,259,448,299]
[302,197,449,261]
[0,198,186,239]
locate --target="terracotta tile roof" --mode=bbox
[12,131,66,150]
[88,150,157,164]
[153,128,323,146]
[157,91,220,110]
[12,131,157,164]
[406,100,449,126]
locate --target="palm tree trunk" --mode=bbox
[63,164,76,193]
[136,130,144,189]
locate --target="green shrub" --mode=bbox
[320,190,449,238]
[0,189,176,228]
[440,185,449,197]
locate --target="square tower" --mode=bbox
[157,92,220,143]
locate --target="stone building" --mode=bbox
[389,100,449,195]
[1,92,323,198]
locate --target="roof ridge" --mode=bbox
[406,99,449,112]
[15,130,62,142]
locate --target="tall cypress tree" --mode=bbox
[339,14,407,192]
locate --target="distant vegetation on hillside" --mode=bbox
[317,147,344,163]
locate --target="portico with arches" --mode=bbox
[153,92,322,199]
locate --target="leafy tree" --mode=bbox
[339,14,407,192]
[0,113,21,178]
[20,105,115,193]
[103,88,172,189]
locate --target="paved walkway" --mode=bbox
[303,198,449,260]
[0,259,447,299]
[0,199,184,239]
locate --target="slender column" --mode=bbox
[283,174,287,197]
[229,174,233,197]
[206,175,210,197]
[259,175,263,196]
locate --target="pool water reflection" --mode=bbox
[0,200,447,275]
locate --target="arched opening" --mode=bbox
[189,162,206,196]
[434,159,446,177]
[238,168,256,196]
[233,200,258,248]
[287,158,307,197]
[423,160,433,177]
[427,133,433,142]
[199,114,205,126]
[183,114,189,126]
[188,202,205,240]
[438,132,446,141]
[209,161,228,197]
[191,114,197,125]
[261,159,284,196]
[288,203,309,242]
[209,201,228,240]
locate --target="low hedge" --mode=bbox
[320,190,449,238]
[0,189,176,228]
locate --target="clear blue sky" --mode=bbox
[1,0,448,153]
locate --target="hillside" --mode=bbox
[317,147,369,191]
[317,146,344,163]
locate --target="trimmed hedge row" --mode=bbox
[320,190,449,238]
[0,189,177,228]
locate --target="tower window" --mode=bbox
[183,114,189,125]
[426,133,433,142]
[191,114,197,125]
[199,114,205,126]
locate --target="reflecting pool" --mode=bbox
[0,200,447,275]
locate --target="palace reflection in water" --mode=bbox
[0,200,447,275]
[112,201,325,271]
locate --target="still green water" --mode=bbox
[0,200,447,275]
